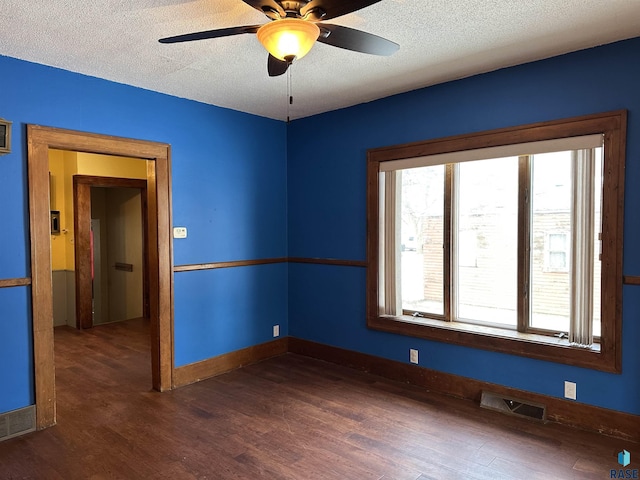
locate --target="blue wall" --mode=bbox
[0,55,288,413]
[174,264,288,366]
[287,37,640,416]
[0,287,33,412]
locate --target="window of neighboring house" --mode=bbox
[545,232,569,272]
[367,111,625,372]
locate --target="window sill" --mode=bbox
[368,314,614,372]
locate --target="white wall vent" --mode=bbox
[0,405,36,442]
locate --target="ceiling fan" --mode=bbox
[159,0,399,77]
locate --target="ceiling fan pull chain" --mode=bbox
[287,65,293,122]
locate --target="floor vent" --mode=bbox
[480,391,547,422]
[0,406,36,442]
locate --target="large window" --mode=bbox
[367,111,626,372]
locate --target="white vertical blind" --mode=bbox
[380,171,401,315]
[569,149,595,346]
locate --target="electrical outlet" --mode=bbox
[273,325,280,337]
[564,381,577,400]
[410,349,419,364]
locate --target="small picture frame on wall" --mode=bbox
[0,118,11,155]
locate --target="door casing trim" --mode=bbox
[27,125,174,429]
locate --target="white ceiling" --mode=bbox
[1,0,639,121]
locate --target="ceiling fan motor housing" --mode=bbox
[263,1,326,21]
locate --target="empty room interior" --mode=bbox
[1,1,640,478]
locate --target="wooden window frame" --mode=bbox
[366,111,626,373]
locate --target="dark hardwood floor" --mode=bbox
[0,319,637,479]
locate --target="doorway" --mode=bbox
[73,176,148,329]
[28,126,174,430]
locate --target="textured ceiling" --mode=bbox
[1,0,639,121]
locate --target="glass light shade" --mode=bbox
[257,19,320,61]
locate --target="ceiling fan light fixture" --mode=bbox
[257,18,320,62]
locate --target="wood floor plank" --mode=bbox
[0,318,637,479]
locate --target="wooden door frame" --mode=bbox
[73,176,148,329]
[27,125,174,430]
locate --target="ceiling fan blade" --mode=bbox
[242,0,285,19]
[317,24,399,56]
[301,0,382,20]
[159,25,260,44]
[268,54,290,77]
